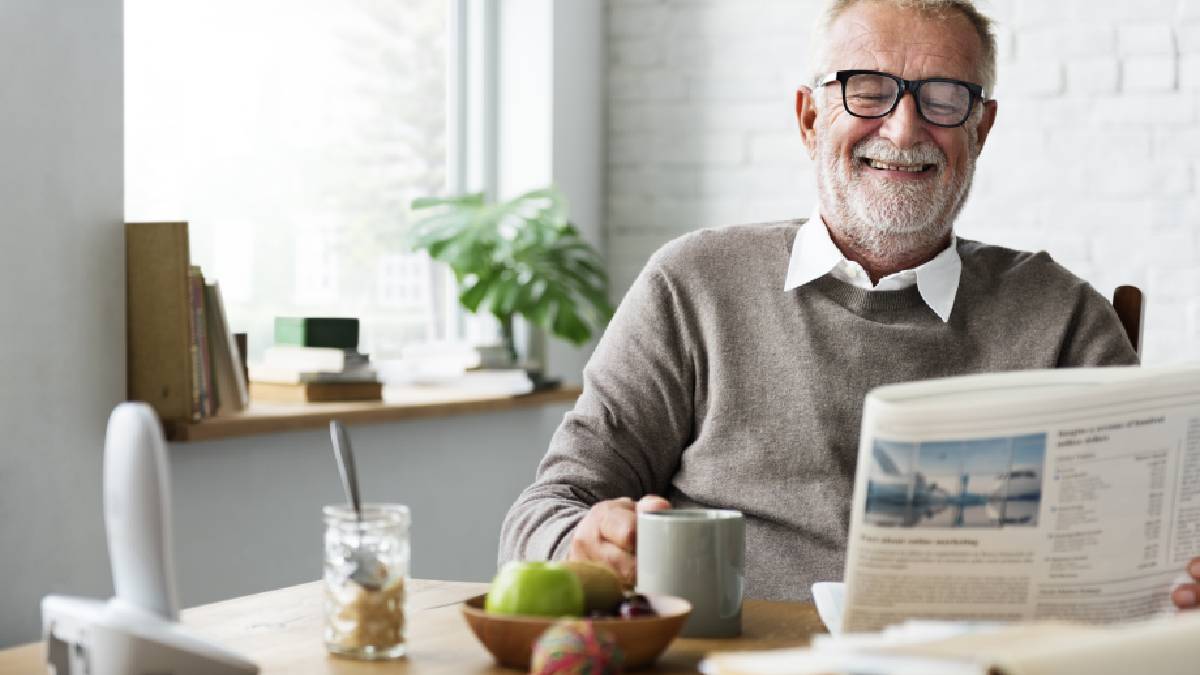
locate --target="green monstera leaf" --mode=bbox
[408,187,613,348]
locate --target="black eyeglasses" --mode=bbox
[817,69,985,128]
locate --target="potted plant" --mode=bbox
[407,187,614,372]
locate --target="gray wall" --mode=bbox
[0,0,125,648]
[0,0,603,650]
[169,406,568,607]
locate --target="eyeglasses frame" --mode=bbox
[816,69,987,129]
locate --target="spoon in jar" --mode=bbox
[330,419,387,591]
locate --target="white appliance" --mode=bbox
[41,403,259,675]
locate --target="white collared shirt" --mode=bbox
[783,208,961,322]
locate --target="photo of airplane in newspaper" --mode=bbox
[864,433,1047,529]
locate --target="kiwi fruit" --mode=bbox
[562,560,625,614]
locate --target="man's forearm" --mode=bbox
[498,490,589,564]
[498,255,694,566]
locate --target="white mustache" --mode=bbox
[852,138,945,168]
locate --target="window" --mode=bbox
[125,0,458,359]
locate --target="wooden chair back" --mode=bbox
[1112,285,1143,357]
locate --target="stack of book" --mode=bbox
[185,267,251,418]
[249,317,383,403]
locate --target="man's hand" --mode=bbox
[1172,557,1200,610]
[567,495,671,586]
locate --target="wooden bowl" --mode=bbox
[460,593,692,670]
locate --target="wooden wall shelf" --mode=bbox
[165,386,582,443]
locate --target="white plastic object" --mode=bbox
[41,402,258,675]
[104,402,180,620]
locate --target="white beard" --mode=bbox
[817,127,978,262]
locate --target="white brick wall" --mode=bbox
[607,0,1200,365]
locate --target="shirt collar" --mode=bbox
[784,207,962,322]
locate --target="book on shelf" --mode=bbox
[203,281,249,415]
[250,315,378,404]
[260,345,369,373]
[187,265,215,418]
[127,222,199,423]
[274,316,359,349]
[249,380,383,404]
[248,364,379,385]
[428,369,534,396]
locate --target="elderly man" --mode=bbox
[499,0,1170,603]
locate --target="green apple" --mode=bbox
[484,561,585,618]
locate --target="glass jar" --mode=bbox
[323,503,410,659]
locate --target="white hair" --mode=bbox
[810,0,998,96]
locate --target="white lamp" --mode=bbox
[41,403,258,675]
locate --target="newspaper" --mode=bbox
[842,365,1200,633]
[701,611,1200,675]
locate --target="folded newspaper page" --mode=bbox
[843,365,1200,632]
[700,611,1200,675]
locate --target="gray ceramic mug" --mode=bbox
[636,509,745,638]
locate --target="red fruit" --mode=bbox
[617,593,656,619]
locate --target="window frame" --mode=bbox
[440,0,503,346]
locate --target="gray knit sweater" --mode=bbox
[499,221,1139,601]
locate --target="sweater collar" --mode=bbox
[783,208,962,322]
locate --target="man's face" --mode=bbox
[799,2,997,259]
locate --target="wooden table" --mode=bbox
[0,579,825,674]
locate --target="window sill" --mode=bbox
[165,385,581,443]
